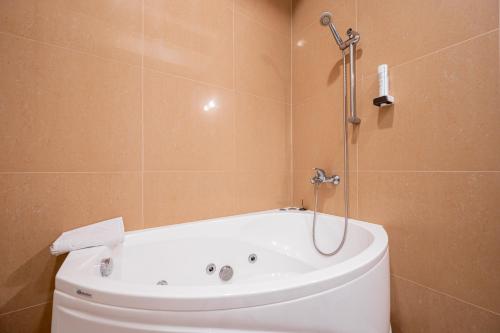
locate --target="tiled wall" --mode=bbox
[292,0,500,332]
[0,1,292,331]
[1,0,499,332]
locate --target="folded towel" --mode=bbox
[50,217,124,256]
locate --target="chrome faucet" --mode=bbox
[310,168,340,185]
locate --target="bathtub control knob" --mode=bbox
[219,265,233,281]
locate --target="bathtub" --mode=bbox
[52,210,390,333]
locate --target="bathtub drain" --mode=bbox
[156,280,168,285]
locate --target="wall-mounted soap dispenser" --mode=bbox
[373,64,394,107]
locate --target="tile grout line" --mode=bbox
[0,30,286,106]
[235,6,291,41]
[0,31,141,69]
[141,0,145,229]
[0,171,142,175]
[0,301,51,317]
[143,170,235,173]
[274,168,500,173]
[141,64,234,93]
[362,28,500,77]
[392,274,500,317]
[391,28,499,71]
[293,20,496,82]
[290,0,294,206]
[357,170,500,173]
[3,21,494,114]
[232,0,236,92]
[356,132,359,216]
[0,170,296,175]
[355,0,360,218]
[59,5,137,33]
[144,66,289,105]
[355,0,358,31]
[232,0,238,212]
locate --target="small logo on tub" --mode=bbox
[76,289,92,297]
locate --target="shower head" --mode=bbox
[319,11,344,49]
[319,11,332,26]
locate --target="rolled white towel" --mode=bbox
[50,217,124,256]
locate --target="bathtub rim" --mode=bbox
[55,210,388,311]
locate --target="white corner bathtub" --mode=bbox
[52,210,390,333]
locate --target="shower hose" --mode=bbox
[312,49,349,256]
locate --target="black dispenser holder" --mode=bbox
[373,95,394,107]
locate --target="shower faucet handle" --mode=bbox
[311,168,327,184]
[329,175,341,185]
[311,168,340,185]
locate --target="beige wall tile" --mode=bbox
[358,32,499,171]
[1,0,498,331]
[292,91,358,172]
[143,172,237,228]
[235,0,291,38]
[391,276,500,333]
[235,12,291,103]
[144,69,236,171]
[0,0,143,65]
[54,174,142,232]
[0,173,141,313]
[0,186,33,315]
[0,302,52,333]
[0,0,295,328]
[236,171,291,212]
[358,172,500,313]
[357,0,499,74]
[292,0,354,35]
[236,93,291,171]
[292,0,500,330]
[0,33,142,172]
[144,0,233,88]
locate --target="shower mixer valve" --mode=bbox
[310,168,340,185]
